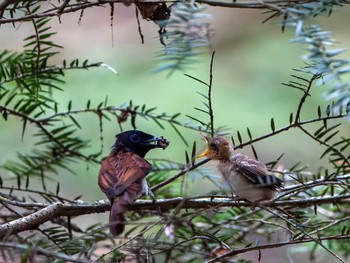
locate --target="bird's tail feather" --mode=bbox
[109,184,142,236]
[109,197,127,236]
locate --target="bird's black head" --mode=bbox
[113,130,169,157]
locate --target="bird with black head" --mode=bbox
[98,130,169,236]
[197,133,283,210]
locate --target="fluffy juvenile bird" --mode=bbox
[98,130,169,236]
[197,133,282,209]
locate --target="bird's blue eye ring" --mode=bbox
[130,134,141,143]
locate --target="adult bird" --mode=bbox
[98,130,169,236]
[197,133,282,209]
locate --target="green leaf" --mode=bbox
[0,90,9,101]
[320,147,334,159]
[5,92,16,106]
[247,127,252,140]
[324,131,339,142]
[68,100,72,112]
[316,124,341,139]
[145,107,157,114]
[314,126,325,137]
[170,122,188,146]
[230,136,235,148]
[70,59,77,68]
[152,117,165,129]
[184,73,208,87]
[41,170,47,192]
[317,105,321,118]
[56,182,60,195]
[326,48,346,57]
[1,109,7,120]
[171,112,181,120]
[25,175,29,189]
[251,145,258,160]
[186,114,206,126]
[69,115,81,129]
[289,113,293,125]
[21,119,27,141]
[270,118,275,132]
[185,150,190,165]
[191,141,196,165]
[237,130,242,145]
[17,174,21,189]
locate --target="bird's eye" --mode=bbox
[130,134,141,143]
[210,142,217,149]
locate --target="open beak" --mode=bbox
[197,133,210,158]
[197,148,210,158]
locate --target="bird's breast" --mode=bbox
[217,161,241,191]
[217,162,276,202]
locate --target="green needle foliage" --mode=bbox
[0,1,350,263]
[155,2,212,75]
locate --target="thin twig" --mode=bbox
[151,158,210,191]
[294,73,321,124]
[235,113,346,150]
[0,0,317,25]
[208,51,215,137]
[263,206,345,263]
[92,218,163,262]
[205,234,350,263]
[298,125,350,168]
[0,106,100,163]
[135,5,145,44]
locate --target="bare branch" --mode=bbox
[0,0,335,25]
[205,234,350,263]
[2,192,350,238]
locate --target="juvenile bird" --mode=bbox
[98,130,169,236]
[197,133,282,209]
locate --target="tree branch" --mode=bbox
[2,192,350,238]
[0,0,328,25]
[205,234,350,263]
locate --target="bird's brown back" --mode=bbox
[98,151,152,201]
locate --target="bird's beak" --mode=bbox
[197,147,210,158]
[197,133,210,158]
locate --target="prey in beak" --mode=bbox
[144,136,169,149]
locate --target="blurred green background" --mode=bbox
[1,4,350,262]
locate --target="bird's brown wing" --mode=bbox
[98,152,153,236]
[232,154,281,188]
[98,151,152,200]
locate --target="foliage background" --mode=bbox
[1,2,350,262]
